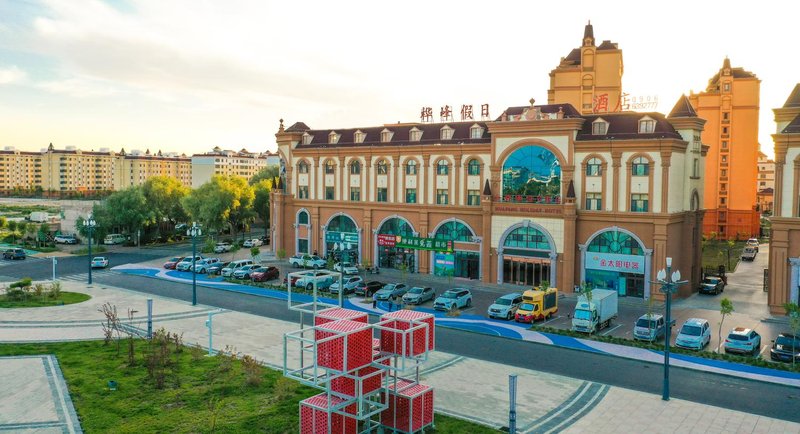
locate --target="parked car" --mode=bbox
[251,266,279,282]
[297,272,335,291]
[104,233,127,245]
[54,234,79,244]
[163,256,184,270]
[355,281,384,297]
[402,287,435,305]
[91,256,109,268]
[232,264,259,279]
[433,288,473,311]
[330,276,364,295]
[243,238,263,248]
[723,327,761,355]
[675,318,711,350]
[221,259,254,277]
[334,262,359,275]
[260,234,270,244]
[633,313,666,342]
[374,283,408,301]
[770,333,800,363]
[192,258,221,274]
[2,248,26,260]
[214,242,233,253]
[487,293,524,320]
[741,247,757,262]
[283,275,301,288]
[288,254,326,269]
[746,238,760,252]
[206,261,229,275]
[699,276,724,295]
[176,256,204,271]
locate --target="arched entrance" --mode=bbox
[375,216,416,271]
[323,213,360,263]
[497,222,557,287]
[431,219,480,280]
[580,227,652,298]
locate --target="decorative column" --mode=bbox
[421,155,430,204]
[549,252,558,288]
[312,157,320,200]
[611,151,622,212]
[578,244,587,286]
[338,156,346,201]
[660,151,671,213]
[321,224,328,257]
[454,155,462,206]
[364,209,373,267]
[365,156,372,202]
[357,227,364,265]
[372,228,379,268]
[392,155,401,203]
[496,247,504,285]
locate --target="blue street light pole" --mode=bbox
[188,223,202,306]
[655,256,688,401]
[85,214,96,285]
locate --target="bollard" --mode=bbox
[146,298,153,339]
[509,374,517,434]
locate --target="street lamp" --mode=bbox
[655,256,688,401]
[84,214,96,285]
[187,222,202,306]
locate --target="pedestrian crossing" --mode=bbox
[58,269,122,282]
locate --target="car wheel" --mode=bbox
[466,298,472,308]
[507,312,513,320]
[313,264,319,270]
[200,269,206,274]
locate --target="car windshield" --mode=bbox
[574,309,591,320]
[494,298,512,306]
[92,257,104,261]
[636,318,657,328]
[440,292,458,299]
[776,336,799,348]
[519,303,534,311]
[705,278,720,284]
[681,325,702,336]
[342,262,353,267]
[383,284,396,291]
[408,287,424,294]
[169,257,180,262]
[727,333,749,341]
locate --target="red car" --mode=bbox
[282,275,301,287]
[163,256,184,270]
[251,266,279,282]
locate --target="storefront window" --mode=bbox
[326,215,358,263]
[378,217,415,271]
[501,146,561,202]
[434,221,474,242]
[585,229,646,298]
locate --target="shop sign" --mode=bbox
[585,252,644,275]
[433,253,455,277]
[377,234,396,247]
[396,236,453,252]
[325,231,358,244]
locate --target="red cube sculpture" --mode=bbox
[380,310,435,357]
[315,307,368,326]
[316,319,373,372]
[300,393,357,434]
[381,380,434,432]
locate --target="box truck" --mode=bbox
[515,288,558,323]
[571,288,618,334]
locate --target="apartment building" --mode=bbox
[191,147,272,188]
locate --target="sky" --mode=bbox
[0,0,796,158]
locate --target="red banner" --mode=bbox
[377,234,397,247]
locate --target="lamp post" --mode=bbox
[654,256,688,401]
[84,214,96,285]
[188,222,202,306]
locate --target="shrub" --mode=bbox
[48,281,62,299]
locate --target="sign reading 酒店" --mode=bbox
[585,252,644,275]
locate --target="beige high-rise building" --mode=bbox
[0,148,44,192]
[114,149,191,189]
[191,147,271,188]
[548,22,624,115]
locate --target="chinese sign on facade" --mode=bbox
[325,231,359,244]
[433,253,455,277]
[377,234,396,247]
[585,252,644,275]
[593,92,659,114]
[420,104,490,123]
[394,236,453,252]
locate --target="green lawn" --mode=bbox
[0,291,90,308]
[0,341,500,433]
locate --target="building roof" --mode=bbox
[285,122,310,132]
[583,21,594,41]
[576,112,683,141]
[783,84,800,108]
[597,40,618,50]
[295,121,490,148]
[562,48,581,65]
[758,187,773,195]
[668,94,698,118]
[782,114,800,134]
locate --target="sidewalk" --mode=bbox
[1,280,798,433]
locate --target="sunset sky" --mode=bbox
[0,0,795,157]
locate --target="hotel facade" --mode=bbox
[271,97,707,299]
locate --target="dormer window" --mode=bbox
[440,125,454,140]
[329,131,340,144]
[470,124,483,139]
[354,130,366,143]
[410,127,422,142]
[302,133,312,145]
[381,129,393,143]
[592,118,608,135]
[638,116,656,134]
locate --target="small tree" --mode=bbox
[276,248,286,261]
[327,255,335,270]
[539,280,550,291]
[250,246,260,262]
[784,302,800,368]
[717,297,734,353]
[725,239,736,270]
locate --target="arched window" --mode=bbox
[377,160,388,175]
[436,160,449,175]
[350,161,361,175]
[434,221,474,242]
[632,157,649,176]
[586,157,602,176]
[324,160,335,174]
[502,146,561,202]
[587,230,643,255]
[503,226,551,250]
[298,161,309,174]
[377,217,414,238]
[297,210,309,225]
[406,160,417,175]
[467,159,481,176]
[327,214,357,233]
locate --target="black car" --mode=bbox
[206,261,230,275]
[699,276,724,295]
[355,280,384,297]
[2,248,26,260]
[770,333,800,363]
[260,234,270,244]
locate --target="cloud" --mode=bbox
[37,77,120,98]
[0,65,26,84]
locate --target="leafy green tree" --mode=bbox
[249,166,280,186]
[717,298,734,353]
[0,216,6,229]
[6,220,18,242]
[252,179,273,235]
[103,187,155,237]
[725,239,736,270]
[143,176,190,227]
[182,176,255,239]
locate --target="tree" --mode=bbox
[252,179,273,235]
[717,297,734,353]
[103,187,155,237]
[182,176,255,239]
[0,216,6,229]
[38,222,50,247]
[143,176,190,227]
[6,220,18,243]
[725,239,736,270]
[785,302,800,368]
[249,166,280,186]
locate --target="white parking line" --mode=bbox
[600,323,623,336]
[541,315,563,326]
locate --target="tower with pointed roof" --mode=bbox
[767,84,800,313]
[548,22,623,115]
[688,58,761,239]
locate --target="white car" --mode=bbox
[54,234,79,244]
[675,318,711,350]
[214,242,233,253]
[288,254,326,269]
[330,276,364,295]
[176,256,203,271]
[232,264,259,279]
[192,258,221,274]
[334,262,359,275]
[91,256,109,268]
[243,238,263,248]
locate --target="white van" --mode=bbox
[104,234,126,245]
[221,259,254,277]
